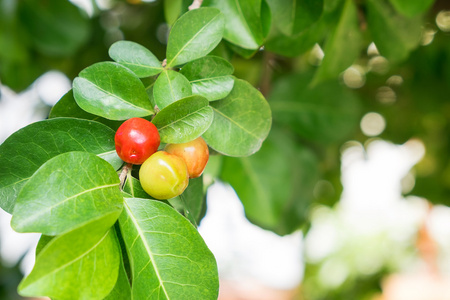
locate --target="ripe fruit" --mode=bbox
[165,137,209,178]
[139,151,189,199]
[115,118,160,165]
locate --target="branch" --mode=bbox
[119,163,133,190]
[189,0,203,10]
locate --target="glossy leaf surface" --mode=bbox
[73,62,154,120]
[109,41,163,77]
[180,56,235,101]
[18,216,121,300]
[119,198,219,299]
[153,70,192,109]
[49,90,123,130]
[152,95,213,144]
[11,152,122,235]
[0,118,122,213]
[203,0,265,49]
[203,79,272,156]
[166,8,224,67]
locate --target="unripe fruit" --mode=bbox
[115,118,160,165]
[165,137,209,178]
[139,151,189,200]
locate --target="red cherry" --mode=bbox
[115,118,160,165]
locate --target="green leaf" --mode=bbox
[265,0,324,36]
[104,230,132,300]
[203,79,272,156]
[166,7,225,67]
[203,0,265,49]
[73,62,154,120]
[11,152,123,235]
[366,0,422,63]
[49,90,123,131]
[152,95,214,144]
[153,70,192,109]
[168,176,205,227]
[221,127,319,235]
[18,0,90,56]
[180,56,235,101]
[312,0,362,84]
[18,216,121,300]
[269,73,361,143]
[389,0,434,17]
[0,118,122,214]
[109,41,163,77]
[265,0,339,57]
[123,174,154,200]
[118,198,219,299]
[35,235,54,257]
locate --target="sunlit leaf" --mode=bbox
[180,56,235,101]
[166,8,224,67]
[389,0,434,17]
[18,216,121,300]
[73,62,154,120]
[11,152,123,235]
[153,70,192,109]
[152,95,213,144]
[119,198,219,299]
[49,90,123,131]
[203,79,272,156]
[109,41,163,77]
[0,118,122,214]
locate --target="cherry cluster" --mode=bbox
[114,118,209,199]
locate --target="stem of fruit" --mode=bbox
[119,163,133,190]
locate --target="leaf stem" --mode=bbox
[119,163,133,190]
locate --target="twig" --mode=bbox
[119,163,133,190]
[188,0,203,10]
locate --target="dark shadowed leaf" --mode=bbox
[269,73,361,143]
[265,0,323,36]
[389,0,434,17]
[168,176,205,227]
[221,127,319,235]
[312,0,362,84]
[367,0,421,63]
